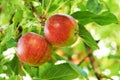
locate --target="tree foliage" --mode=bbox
[0,0,120,80]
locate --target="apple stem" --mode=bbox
[19,62,24,80]
[75,28,79,36]
[20,62,23,76]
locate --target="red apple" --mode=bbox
[44,14,78,47]
[16,32,51,66]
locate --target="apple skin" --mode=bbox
[16,32,51,66]
[44,14,78,47]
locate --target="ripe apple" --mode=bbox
[16,32,51,66]
[44,14,78,47]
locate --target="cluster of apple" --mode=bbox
[16,14,78,66]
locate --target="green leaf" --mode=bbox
[35,6,42,14]
[30,26,40,34]
[94,3,104,14]
[48,4,58,13]
[77,2,86,11]
[10,55,20,75]
[68,62,87,78]
[61,47,73,56]
[52,52,65,60]
[22,64,41,77]
[22,27,29,35]
[108,55,120,59]
[12,8,23,25]
[41,62,87,80]
[1,24,15,45]
[0,56,11,66]
[0,66,3,73]
[86,0,98,11]
[71,11,118,25]
[78,23,98,50]
[71,11,95,25]
[0,45,6,54]
[86,0,103,14]
[6,38,17,48]
[92,11,118,25]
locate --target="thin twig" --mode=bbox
[19,62,24,80]
[29,2,46,26]
[89,53,101,80]
[20,62,23,76]
[85,45,113,80]
[99,73,113,80]
[85,45,101,80]
[78,54,90,66]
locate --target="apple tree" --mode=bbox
[0,0,120,80]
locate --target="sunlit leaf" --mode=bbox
[6,38,17,48]
[72,11,118,25]
[48,4,58,13]
[71,11,95,25]
[41,62,87,80]
[78,23,98,50]
[92,11,118,25]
